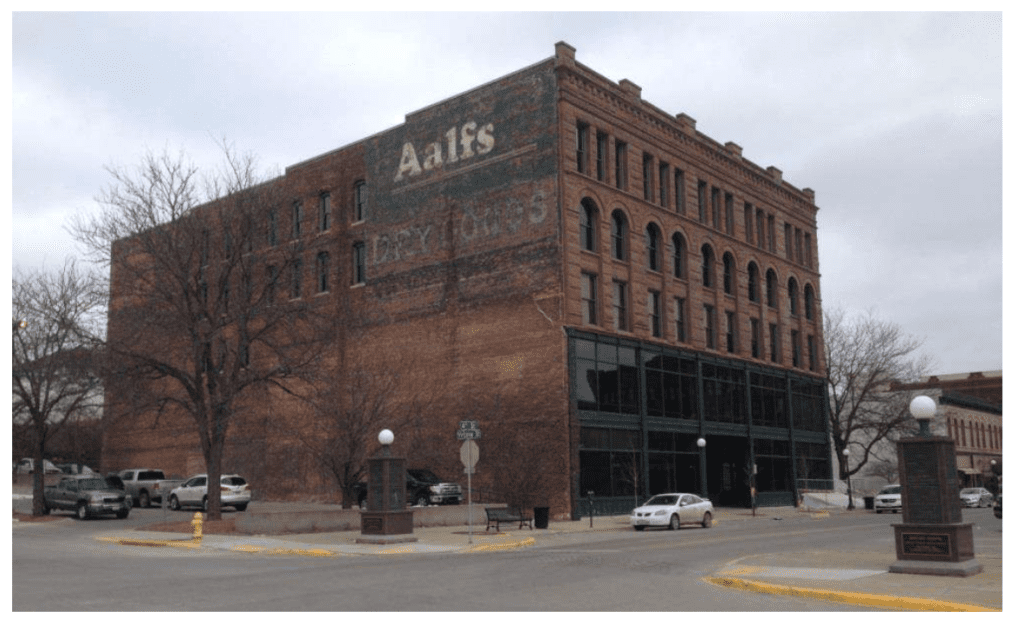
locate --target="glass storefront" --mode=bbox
[571,331,831,516]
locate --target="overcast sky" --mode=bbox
[9,11,1004,377]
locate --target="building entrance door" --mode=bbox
[705,435,750,507]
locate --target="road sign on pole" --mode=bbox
[458,419,479,431]
[459,439,480,545]
[456,428,482,441]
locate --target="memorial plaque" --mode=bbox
[902,533,951,557]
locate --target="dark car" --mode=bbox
[993,494,1001,519]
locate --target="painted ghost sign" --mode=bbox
[394,121,496,182]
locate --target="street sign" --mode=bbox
[460,439,480,468]
[458,419,479,431]
[456,428,482,441]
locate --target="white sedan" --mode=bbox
[631,493,714,531]
[168,474,251,512]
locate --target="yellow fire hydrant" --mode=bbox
[192,512,204,544]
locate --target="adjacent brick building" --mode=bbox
[103,42,832,519]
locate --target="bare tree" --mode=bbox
[824,306,933,487]
[69,144,332,519]
[289,350,442,509]
[12,259,106,515]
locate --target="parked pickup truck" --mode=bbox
[43,475,133,520]
[354,468,463,508]
[117,469,184,508]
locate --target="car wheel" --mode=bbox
[415,495,429,507]
[702,511,713,528]
[139,491,151,509]
[235,503,248,512]
[76,503,89,520]
[634,525,645,531]
[169,495,181,511]
[668,514,679,531]
[202,497,209,512]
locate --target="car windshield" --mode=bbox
[78,478,116,491]
[879,486,900,495]
[408,470,441,483]
[644,495,680,506]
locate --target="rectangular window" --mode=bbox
[576,121,589,173]
[804,233,812,268]
[756,209,765,249]
[791,330,802,367]
[704,304,716,349]
[659,161,669,208]
[316,251,330,293]
[648,290,662,338]
[223,230,232,260]
[613,281,628,331]
[291,201,303,240]
[726,311,736,353]
[767,214,776,253]
[725,193,734,235]
[675,297,686,342]
[581,272,598,325]
[674,168,685,215]
[352,242,365,285]
[711,187,721,230]
[807,335,817,371]
[266,265,277,304]
[319,193,331,232]
[354,181,368,223]
[795,228,804,265]
[596,131,608,182]
[744,203,754,244]
[769,324,779,363]
[751,318,762,358]
[698,180,708,224]
[642,153,654,202]
[267,210,278,247]
[785,223,793,260]
[615,141,628,190]
[290,258,302,299]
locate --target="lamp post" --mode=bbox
[696,437,707,499]
[842,448,854,509]
[889,395,980,576]
[357,428,416,544]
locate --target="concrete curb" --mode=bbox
[702,576,999,612]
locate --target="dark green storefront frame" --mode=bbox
[569,329,833,519]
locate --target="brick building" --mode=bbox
[102,42,831,519]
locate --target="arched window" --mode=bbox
[611,210,628,261]
[701,244,715,288]
[766,269,778,308]
[646,223,661,271]
[672,232,686,279]
[723,253,736,295]
[579,199,597,252]
[747,261,760,302]
[804,284,815,321]
[788,278,799,316]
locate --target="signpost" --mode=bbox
[458,420,481,543]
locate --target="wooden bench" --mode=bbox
[485,507,533,532]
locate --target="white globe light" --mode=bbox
[909,396,936,420]
[697,438,706,448]
[378,429,394,445]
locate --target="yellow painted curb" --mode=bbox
[465,536,536,553]
[96,536,201,550]
[703,576,999,612]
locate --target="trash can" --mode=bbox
[533,506,550,529]
[864,496,874,510]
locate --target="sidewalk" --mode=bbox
[88,505,1001,611]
